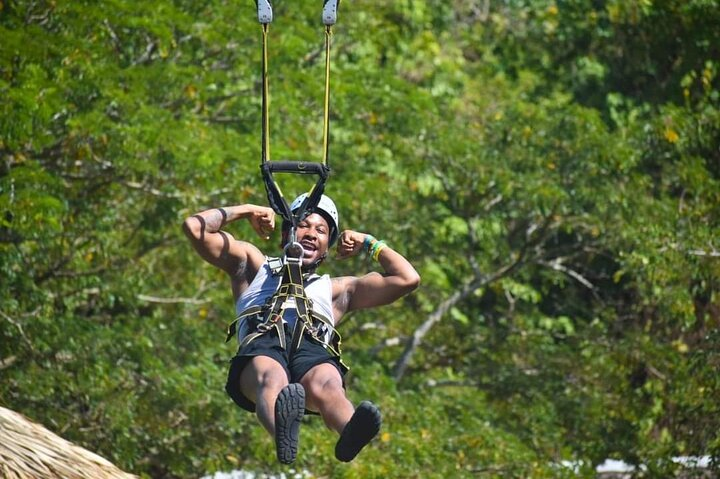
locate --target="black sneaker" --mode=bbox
[334,401,382,462]
[275,383,305,464]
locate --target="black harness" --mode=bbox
[226,256,346,371]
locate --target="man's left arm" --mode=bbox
[333,230,420,314]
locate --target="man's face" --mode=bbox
[295,213,331,266]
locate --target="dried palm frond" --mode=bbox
[0,406,138,479]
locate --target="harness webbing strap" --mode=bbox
[225,305,264,343]
[226,258,346,370]
[269,257,312,352]
[289,287,312,355]
[261,23,270,164]
[322,25,332,166]
[257,10,334,230]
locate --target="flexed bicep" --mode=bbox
[340,245,420,313]
[183,204,270,279]
[183,216,241,272]
[347,272,410,311]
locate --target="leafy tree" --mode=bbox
[1,1,718,477]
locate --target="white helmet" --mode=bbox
[289,193,340,245]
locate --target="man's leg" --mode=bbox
[238,355,305,464]
[300,362,382,462]
[300,363,354,433]
[239,355,289,434]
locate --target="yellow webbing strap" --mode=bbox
[226,259,346,369]
[225,305,264,343]
[261,22,332,168]
[261,23,271,164]
[321,25,332,166]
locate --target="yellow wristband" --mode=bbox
[371,240,387,261]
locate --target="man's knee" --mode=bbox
[303,367,344,404]
[240,356,288,399]
[258,368,288,393]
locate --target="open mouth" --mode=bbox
[300,241,317,256]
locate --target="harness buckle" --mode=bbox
[257,313,282,333]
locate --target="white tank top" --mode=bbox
[234,258,334,341]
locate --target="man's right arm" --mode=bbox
[182,204,275,278]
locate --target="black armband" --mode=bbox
[216,207,228,225]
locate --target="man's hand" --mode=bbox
[247,205,276,240]
[336,230,367,260]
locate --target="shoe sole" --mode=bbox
[275,383,305,464]
[335,401,382,462]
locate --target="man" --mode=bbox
[182,194,420,463]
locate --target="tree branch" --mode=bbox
[137,294,209,305]
[122,181,183,198]
[103,19,122,55]
[0,355,18,370]
[484,193,503,211]
[393,256,524,382]
[425,378,479,388]
[393,210,560,382]
[132,34,157,65]
[0,310,35,352]
[538,257,600,299]
[687,248,720,257]
[34,237,93,284]
[369,336,404,355]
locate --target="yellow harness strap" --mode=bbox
[225,258,347,371]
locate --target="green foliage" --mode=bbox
[2,0,719,478]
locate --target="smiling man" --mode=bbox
[182,194,420,464]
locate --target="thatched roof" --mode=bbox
[0,406,138,479]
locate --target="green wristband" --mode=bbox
[363,235,376,253]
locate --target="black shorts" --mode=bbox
[225,324,347,413]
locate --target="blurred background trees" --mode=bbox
[1,1,718,477]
